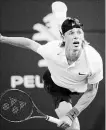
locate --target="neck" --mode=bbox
[66,49,82,65]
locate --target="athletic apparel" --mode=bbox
[37,40,103,93]
[61,17,83,35]
[43,69,80,108]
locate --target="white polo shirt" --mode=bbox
[37,40,103,93]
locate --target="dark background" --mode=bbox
[0,0,105,130]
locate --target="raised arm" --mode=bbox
[0,34,41,52]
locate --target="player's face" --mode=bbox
[64,28,84,52]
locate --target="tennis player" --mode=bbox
[0,17,103,130]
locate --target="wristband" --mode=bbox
[66,107,80,121]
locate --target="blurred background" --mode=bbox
[0,0,105,130]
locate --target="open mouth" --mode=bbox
[73,41,79,47]
[73,41,79,45]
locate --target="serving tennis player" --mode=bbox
[0,17,103,130]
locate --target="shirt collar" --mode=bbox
[58,48,83,68]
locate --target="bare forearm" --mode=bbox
[66,83,99,121]
[0,35,36,49]
[74,89,97,113]
[74,83,98,113]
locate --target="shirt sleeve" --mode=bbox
[88,55,103,84]
[36,42,52,59]
[37,44,47,58]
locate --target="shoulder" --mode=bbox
[84,45,103,72]
[85,45,103,83]
[37,40,61,57]
[37,40,60,50]
[84,45,102,62]
[46,40,62,48]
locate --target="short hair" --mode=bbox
[61,17,83,35]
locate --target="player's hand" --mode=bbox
[57,115,72,129]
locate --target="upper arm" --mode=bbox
[29,40,41,52]
[31,40,59,58]
[28,40,49,58]
[35,41,57,58]
[88,54,103,84]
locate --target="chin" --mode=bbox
[73,47,81,52]
[73,49,79,52]
[74,47,79,50]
